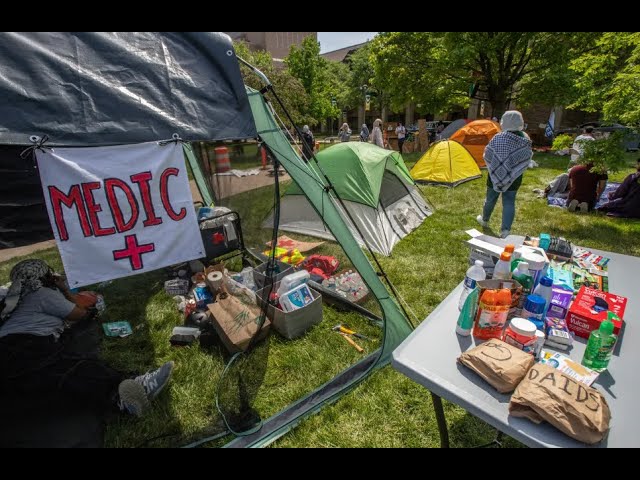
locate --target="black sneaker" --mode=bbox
[134,361,175,400]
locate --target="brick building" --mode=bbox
[225,32,316,67]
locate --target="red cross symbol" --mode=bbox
[112,234,155,271]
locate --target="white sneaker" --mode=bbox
[578,202,589,213]
[500,230,511,239]
[476,215,488,228]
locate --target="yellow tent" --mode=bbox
[449,119,501,168]
[410,140,481,187]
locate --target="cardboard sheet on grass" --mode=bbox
[547,182,620,209]
[510,363,611,444]
[208,293,270,354]
[266,235,324,253]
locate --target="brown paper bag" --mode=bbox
[509,363,611,444]
[207,293,270,353]
[458,339,535,393]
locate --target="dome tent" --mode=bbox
[410,140,481,187]
[449,119,501,168]
[264,142,433,256]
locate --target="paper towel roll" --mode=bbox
[206,271,224,290]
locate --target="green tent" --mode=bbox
[224,89,415,447]
[264,142,433,256]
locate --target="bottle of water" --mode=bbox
[458,260,486,311]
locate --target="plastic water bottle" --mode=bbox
[458,260,486,311]
[532,276,553,318]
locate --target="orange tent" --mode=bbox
[449,119,501,168]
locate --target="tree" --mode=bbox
[372,32,589,117]
[570,32,640,125]
[285,37,343,126]
[233,41,313,127]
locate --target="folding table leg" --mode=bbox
[430,393,450,448]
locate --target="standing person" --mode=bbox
[360,123,369,142]
[0,259,174,417]
[371,118,385,148]
[395,122,407,153]
[566,162,608,213]
[338,123,352,142]
[300,125,315,159]
[476,110,532,238]
[570,126,596,165]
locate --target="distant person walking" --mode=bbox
[396,122,407,153]
[476,110,532,238]
[338,123,352,142]
[372,118,384,148]
[300,125,315,159]
[360,123,369,142]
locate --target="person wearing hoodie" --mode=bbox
[476,110,532,238]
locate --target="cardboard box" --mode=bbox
[466,230,549,283]
[566,286,627,339]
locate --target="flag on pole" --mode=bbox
[545,110,555,138]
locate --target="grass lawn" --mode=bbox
[1,151,638,448]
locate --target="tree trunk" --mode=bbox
[488,86,509,118]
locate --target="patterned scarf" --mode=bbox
[0,259,52,320]
[484,132,532,192]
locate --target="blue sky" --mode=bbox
[318,32,378,54]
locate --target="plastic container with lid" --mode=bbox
[532,275,553,317]
[503,317,537,354]
[522,294,546,330]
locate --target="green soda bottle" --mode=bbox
[581,312,618,372]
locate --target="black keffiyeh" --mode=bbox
[484,132,532,192]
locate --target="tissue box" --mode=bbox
[566,286,627,339]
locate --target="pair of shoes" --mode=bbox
[134,361,175,401]
[567,199,579,212]
[532,188,543,194]
[476,214,488,228]
[500,230,511,239]
[118,379,149,417]
[578,202,589,213]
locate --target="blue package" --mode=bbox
[549,267,574,291]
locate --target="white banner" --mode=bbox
[36,142,205,288]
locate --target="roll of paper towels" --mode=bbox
[206,271,223,290]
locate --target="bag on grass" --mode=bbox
[457,339,535,393]
[509,363,611,444]
[207,293,270,353]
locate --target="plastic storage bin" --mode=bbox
[253,260,293,290]
[256,280,323,339]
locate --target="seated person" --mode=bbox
[567,162,608,213]
[597,159,640,219]
[0,259,173,417]
[535,172,570,198]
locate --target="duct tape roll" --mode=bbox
[206,271,224,291]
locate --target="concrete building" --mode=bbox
[225,32,316,67]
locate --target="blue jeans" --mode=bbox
[482,187,517,232]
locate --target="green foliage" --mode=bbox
[234,41,313,127]
[551,134,574,151]
[372,32,586,117]
[570,32,640,125]
[580,132,628,174]
[286,37,344,126]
